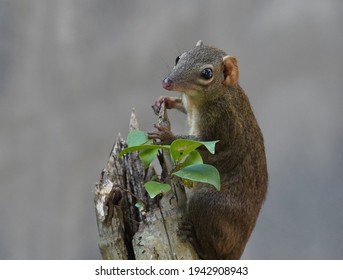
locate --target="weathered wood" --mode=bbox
[94,135,129,259]
[94,107,198,260]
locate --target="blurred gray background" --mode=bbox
[0,0,342,259]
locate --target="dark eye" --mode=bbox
[200,68,213,80]
[175,56,180,65]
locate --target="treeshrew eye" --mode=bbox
[175,56,180,65]
[200,68,213,80]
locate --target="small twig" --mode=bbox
[156,101,174,174]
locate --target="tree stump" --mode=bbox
[94,105,198,260]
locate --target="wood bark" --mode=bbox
[94,106,198,260]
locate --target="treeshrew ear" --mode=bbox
[222,56,239,86]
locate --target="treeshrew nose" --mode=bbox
[162,77,174,90]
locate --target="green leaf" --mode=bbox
[135,201,145,211]
[118,144,169,158]
[180,150,203,167]
[127,130,149,147]
[170,139,219,163]
[170,139,203,163]
[173,164,221,191]
[139,148,159,168]
[144,181,171,198]
[201,140,219,154]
